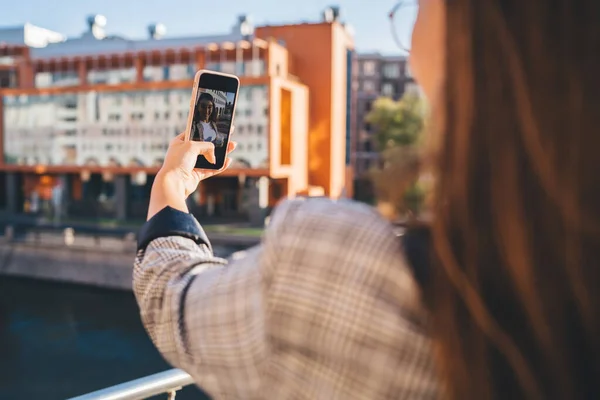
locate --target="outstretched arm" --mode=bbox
[134,200,296,398]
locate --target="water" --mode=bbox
[0,244,247,399]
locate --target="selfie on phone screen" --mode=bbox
[188,71,238,170]
[191,89,234,148]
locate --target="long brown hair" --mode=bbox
[428,1,600,398]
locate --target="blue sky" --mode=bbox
[0,0,416,55]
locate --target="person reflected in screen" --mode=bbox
[134,0,600,399]
[192,92,225,147]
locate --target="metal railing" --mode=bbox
[1,223,137,253]
[67,369,194,400]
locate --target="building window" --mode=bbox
[89,68,136,85]
[0,70,17,88]
[221,62,236,74]
[382,83,394,97]
[257,126,263,134]
[246,109,252,117]
[143,66,166,82]
[382,63,400,79]
[363,61,376,76]
[404,62,413,78]
[35,71,81,88]
[404,82,422,96]
[363,80,376,92]
[168,63,195,81]
[205,62,221,72]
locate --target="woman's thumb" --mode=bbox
[192,141,216,164]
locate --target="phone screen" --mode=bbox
[190,72,239,170]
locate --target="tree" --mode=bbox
[366,95,425,151]
[365,94,427,220]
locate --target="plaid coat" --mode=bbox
[133,198,439,399]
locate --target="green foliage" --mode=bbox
[403,183,426,216]
[366,94,425,151]
[365,94,427,219]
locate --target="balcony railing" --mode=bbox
[67,369,194,400]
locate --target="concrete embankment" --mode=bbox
[0,233,259,291]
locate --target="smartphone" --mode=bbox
[186,70,240,170]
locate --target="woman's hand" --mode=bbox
[147,131,237,219]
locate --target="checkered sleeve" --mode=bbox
[132,200,301,398]
[133,199,439,399]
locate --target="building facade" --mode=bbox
[352,53,419,177]
[0,10,355,222]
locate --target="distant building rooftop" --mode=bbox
[357,52,406,62]
[0,23,65,48]
[0,14,254,60]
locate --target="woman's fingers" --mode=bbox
[171,131,187,144]
[193,156,233,178]
[189,141,216,164]
[227,141,237,153]
[172,131,234,166]
[222,157,233,170]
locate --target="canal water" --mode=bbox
[0,245,245,400]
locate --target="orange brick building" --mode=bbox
[0,11,356,222]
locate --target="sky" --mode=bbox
[0,0,416,55]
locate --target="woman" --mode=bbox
[192,92,226,147]
[134,0,600,399]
